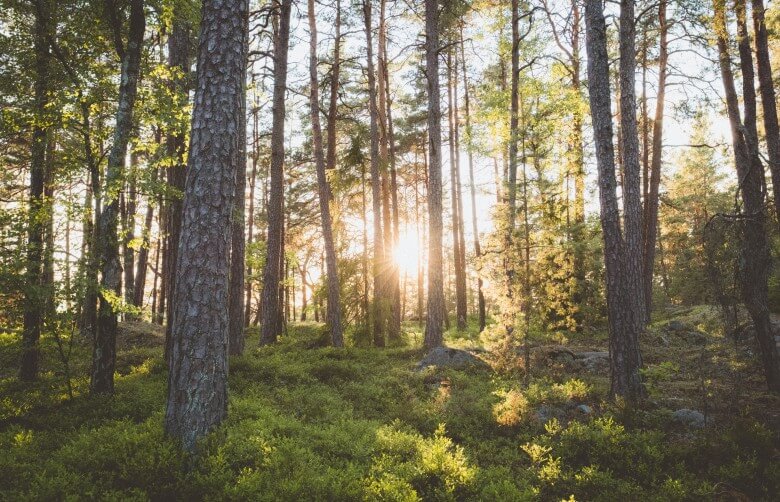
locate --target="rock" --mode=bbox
[576,404,593,415]
[531,345,577,365]
[664,320,707,345]
[415,346,489,371]
[575,351,610,373]
[534,405,564,423]
[666,320,688,332]
[671,408,706,428]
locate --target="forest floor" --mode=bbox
[1,306,778,500]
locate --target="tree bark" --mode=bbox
[641,0,668,319]
[751,0,780,230]
[20,2,50,381]
[424,0,444,348]
[164,0,247,452]
[133,180,156,309]
[363,0,386,347]
[308,0,344,347]
[91,0,145,394]
[584,0,645,401]
[259,0,292,345]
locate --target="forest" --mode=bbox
[1,0,780,499]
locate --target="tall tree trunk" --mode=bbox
[641,0,668,319]
[259,0,292,345]
[244,97,259,324]
[91,0,145,394]
[363,0,386,347]
[228,33,248,355]
[133,183,155,308]
[752,0,780,229]
[326,0,341,175]
[459,24,485,332]
[424,0,444,349]
[164,14,191,362]
[123,154,138,309]
[20,2,50,380]
[164,0,247,452]
[714,0,779,391]
[584,0,645,401]
[308,0,344,347]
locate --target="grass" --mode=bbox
[0,310,778,500]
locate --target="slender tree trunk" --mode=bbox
[165,0,247,452]
[363,0,386,347]
[244,98,259,324]
[20,3,50,380]
[133,187,155,308]
[641,0,668,319]
[260,0,292,345]
[164,15,191,362]
[92,0,145,394]
[228,34,248,355]
[751,0,780,230]
[459,25,485,332]
[123,154,138,309]
[714,0,779,391]
[308,0,344,346]
[584,0,645,401]
[424,0,444,348]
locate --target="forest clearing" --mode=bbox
[2,0,780,499]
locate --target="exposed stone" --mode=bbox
[671,408,706,428]
[534,404,564,423]
[575,351,610,373]
[415,346,489,371]
[576,404,593,415]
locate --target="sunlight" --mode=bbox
[393,230,421,276]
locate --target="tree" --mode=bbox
[583,0,645,400]
[308,0,343,347]
[165,0,248,452]
[259,0,292,346]
[91,0,146,394]
[424,0,445,349]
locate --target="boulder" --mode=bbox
[671,408,706,428]
[415,346,489,371]
[575,351,610,373]
[664,320,707,345]
[576,404,593,415]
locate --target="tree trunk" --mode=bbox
[424,0,444,348]
[244,97,259,325]
[164,14,191,362]
[122,155,138,310]
[751,0,780,230]
[459,25,485,332]
[133,187,155,308]
[259,0,292,345]
[308,0,344,347]
[584,0,645,401]
[164,0,247,452]
[713,0,779,391]
[20,3,50,381]
[91,0,145,395]
[641,0,668,319]
[363,0,386,347]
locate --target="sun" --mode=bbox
[392,230,421,276]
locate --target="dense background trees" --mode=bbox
[1,0,780,493]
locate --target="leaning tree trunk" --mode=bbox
[641,0,668,319]
[424,0,445,349]
[259,0,292,346]
[308,0,344,347]
[164,0,248,452]
[751,0,780,231]
[20,2,50,381]
[584,0,645,401]
[363,0,386,347]
[91,0,145,394]
[714,0,779,392]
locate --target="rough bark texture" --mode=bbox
[228,21,248,356]
[714,0,779,391]
[164,15,191,363]
[20,3,50,381]
[641,0,668,319]
[164,0,248,452]
[91,0,145,394]
[424,0,444,349]
[363,0,386,347]
[259,0,292,346]
[308,0,344,347]
[584,0,645,401]
[751,0,780,229]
